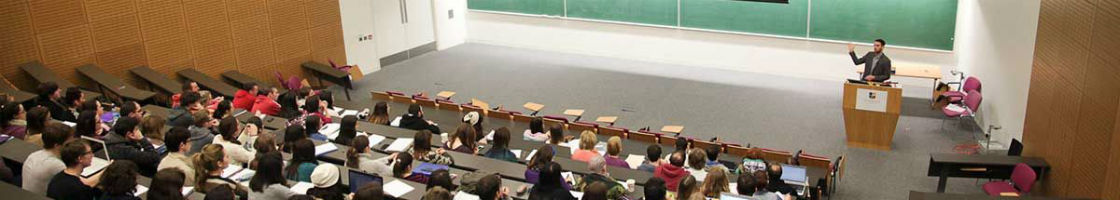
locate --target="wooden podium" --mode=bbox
[842,82,902,150]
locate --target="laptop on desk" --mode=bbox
[348,169,384,193]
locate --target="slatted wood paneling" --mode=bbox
[1022,0,1120,198]
[0,0,344,91]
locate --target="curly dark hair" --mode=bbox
[99,160,140,196]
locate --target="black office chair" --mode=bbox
[1008,139,1022,156]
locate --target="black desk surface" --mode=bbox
[930,153,1049,166]
[129,66,182,94]
[302,62,348,79]
[0,75,36,103]
[221,70,274,90]
[19,61,102,99]
[0,181,50,200]
[178,69,239,98]
[908,191,1081,200]
[77,64,156,101]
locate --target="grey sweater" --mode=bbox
[248,184,296,200]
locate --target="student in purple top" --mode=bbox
[524,145,572,190]
[603,136,630,169]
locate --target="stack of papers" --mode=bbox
[320,123,341,139]
[82,157,110,177]
[624,155,646,169]
[133,185,150,197]
[511,149,523,159]
[524,149,538,161]
[290,182,315,194]
[386,138,414,152]
[366,134,387,146]
[384,180,414,197]
[221,164,244,179]
[316,143,339,156]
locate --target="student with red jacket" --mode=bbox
[654,150,690,191]
[232,83,259,110]
[251,88,281,116]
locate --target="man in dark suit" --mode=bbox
[848,39,892,82]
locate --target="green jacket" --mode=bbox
[575,173,627,200]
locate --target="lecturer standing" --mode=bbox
[848,39,892,82]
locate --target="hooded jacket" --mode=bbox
[398,114,441,134]
[654,164,690,191]
[104,133,161,176]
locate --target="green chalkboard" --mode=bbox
[681,0,808,37]
[467,0,564,16]
[566,0,678,26]
[809,0,958,50]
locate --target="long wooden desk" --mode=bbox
[220,71,276,91]
[129,66,183,94]
[18,61,102,100]
[0,75,35,103]
[302,61,352,100]
[177,69,239,98]
[927,153,1049,193]
[908,191,1082,200]
[77,64,156,102]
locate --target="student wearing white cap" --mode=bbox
[307,164,348,200]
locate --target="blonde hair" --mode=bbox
[192,144,225,191]
[578,130,597,150]
[701,167,730,197]
[607,136,622,156]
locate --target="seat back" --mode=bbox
[1008,139,1023,156]
[963,76,982,93]
[569,122,598,134]
[488,110,514,120]
[391,95,415,104]
[658,135,679,146]
[461,104,484,114]
[1011,163,1037,193]
[371,91,392,101]
[692,140,722,154]
[542,117,567,130]
[759,148,792,163]
[798,153,832,169]
[511,113,534,123]
[599,126,628,138]
[437,102,460,111]
[415,98,437,108]
[964,90,983,112]
[726,145,753,157]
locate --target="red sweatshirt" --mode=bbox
[232,90,256,110]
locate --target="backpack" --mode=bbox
[458,169,497,194]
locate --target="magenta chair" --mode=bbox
[328,60,353,72]
[983,163,1036,196]
[941,90,982,132]
[274,72,302,91]
[944,76,982,103]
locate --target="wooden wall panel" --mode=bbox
[0,0,342,96]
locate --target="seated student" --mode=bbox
[474,174,510,200]
[277,91,302,119]
[352,182,384,200]
[667,138,691,162]
[193,144,250,198]
[462,111,485,144]
[736,149,767,175]
[574,155,627,200]
[63,87,84,116]
[603,136,630,168]
[483,127,518,163]
[655,150,690,192]
[522,117,549,142]
[318,90,340,118]
[391,153,428,184]
[582,182,608,200]
[239,117,265,148]
[746,171,788,200]
[233,83,259,110]
[169,92,201,128]
[700,167,730,198]
[571,131,600,162]
[524,145,572,190]
[105,117,160,176]
[24,107,51,142]
[47,140,103,200]
[23,121,71,194]
[307,164,348,200]
[36,82,76,122]
[0,102,27,139]
[445,123,478,154]
[674,176,701,200]
[703,146,734,180]
[98,160,143,200]
[765,163,798,198]
[644,178,668,200]
[528,162,577,200]
[281,125,306,153]
[212,100,233,120]
[250,87,282,116]
[424,187,453,200]
[286,139,319,182]
[204,185,237,200]
[334,115,359,145]
[368,102,390,125]
[198,91,225,111]
[214,117,256,166]
[411,129,455,165]
[347,135,383,174]
[141,115,167,146]
[250,133,278,170]
[250,152,296,200]
[75,110,104,139]
[305,116,328,141]
[396,104,440,133]
[188,111,217,155]
[120,100,143,120]
[148,168,188,200]
[158,127,196,185]
[686,149,708,181]
[638,145,663,172]
[172,81,201,108]
[427,169,456,192]
[301,95,332,124]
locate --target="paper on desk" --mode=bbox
[454,191,481,200]
[330,107,344,115]
[485,130,495,141]
[290,182,314,194]
[320,123,341,137]
[367,134,387,146]
[315,143,339,156]
[570,191,584,199]
[182,186,194,196]
[133,185,149,197]
[511,149,523,158]
[625,155,646,169]
[82,157,109,177]
[595,142,607,156]
[386,138,414,152]
[61,121,77,127]
[728,183,738,194]
[390,117,402,127]
[230,169,256,182]
[561,172,574,181]
[384,180,414,197]
[221,164,243,178]
[524,149,538,161]
[341,110,360,117]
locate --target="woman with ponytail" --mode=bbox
[285,139,318,182]
[191,144,248,198]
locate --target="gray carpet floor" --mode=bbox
[329,43,993,199]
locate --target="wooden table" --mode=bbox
[927,153,1049,193]
[178,69,239,98]
[129,66,183,94]
[908,191,1078,200]
[302,61,352,100]
[77,65,156,103]
[221,70,275,90]
[18,61,102,100]
[0,75,35,103]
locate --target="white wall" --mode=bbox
[953,0,1041,147]
[339,0,381,74]
[433,0,467,50]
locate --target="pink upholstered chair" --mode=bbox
[944,76,981,103]
[942,90,982,132]
[982,163,1036,196]
[274,72,302,90]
